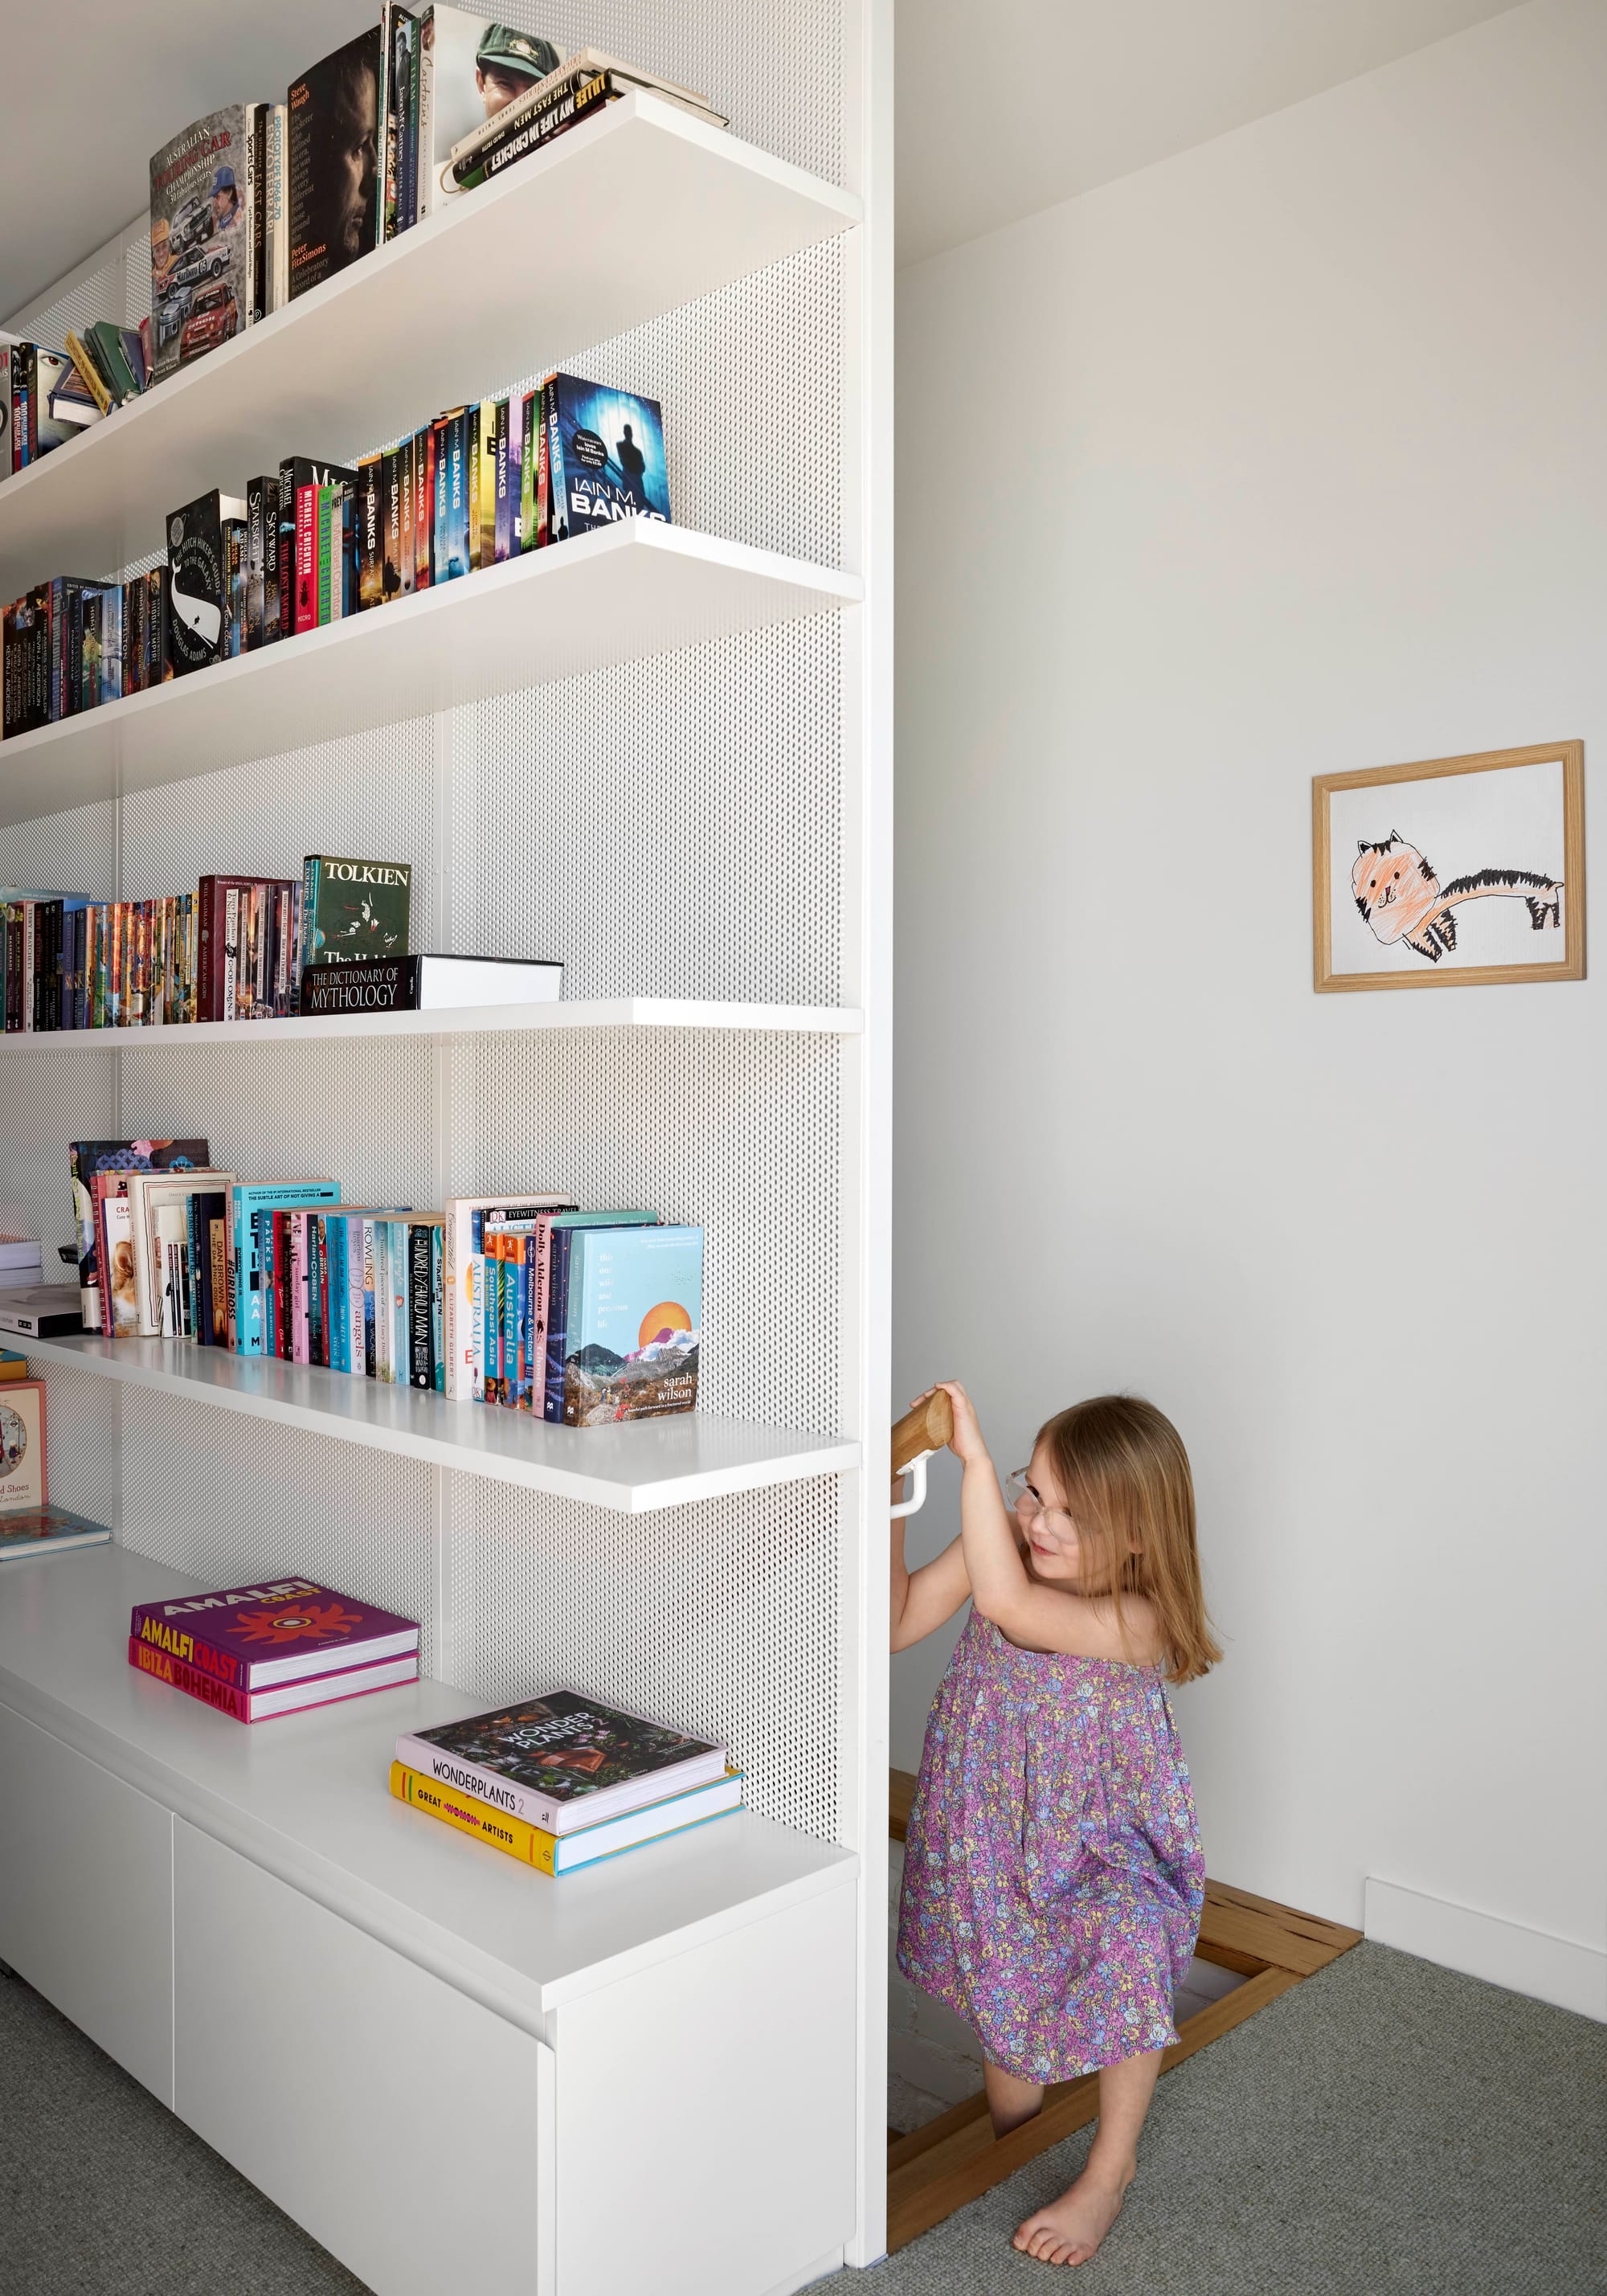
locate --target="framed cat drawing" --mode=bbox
[1313,741,1585,992]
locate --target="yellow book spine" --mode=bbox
[389,1760,558,1875]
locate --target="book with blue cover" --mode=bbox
[542,1212,657,1422]
[562,1222,701,1426]
[232,1181,340,1353]
[544,374,669,545]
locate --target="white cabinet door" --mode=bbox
[551,1881,857,2296]
[174,1819,553,2296]
[0,1696,174,2102]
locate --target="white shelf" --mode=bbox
[20,1332,857,1513]
[0,522,860,828]
[0,1545,858,2020]
[0,997,865,1051]
[0,92,860,600]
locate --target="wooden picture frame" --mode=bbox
[1313,741,1585,992]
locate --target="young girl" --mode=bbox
[893,1384,1219,2269]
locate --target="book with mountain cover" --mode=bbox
[563,1222,701,1426]
[396,1689,727,1834]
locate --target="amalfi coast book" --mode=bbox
[130,1575,419,1691]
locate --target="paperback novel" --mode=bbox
[167,490,247,675]
[544,375,669,542]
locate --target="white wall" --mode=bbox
[892,0,1607,1986]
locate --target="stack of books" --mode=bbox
[0,1236,43,1292]
[129,1576,419,1722]
[392,1690,742,1876]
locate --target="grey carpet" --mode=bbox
[0,1971,366,2296]
[0,1943,1601,2294]
[831,1943,1607,2296]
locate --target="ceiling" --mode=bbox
[895,0,1527,268]
[0,0,377,319]
[0,1,1531,315]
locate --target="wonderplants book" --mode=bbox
[397,1689,726,1833]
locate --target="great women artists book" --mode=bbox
[397,1691,727,1833]
[390,1759,744,1875]
[130,1576,419,1691]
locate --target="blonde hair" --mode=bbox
[1037,1394,1221,1684]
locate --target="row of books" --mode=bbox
[66,1146,701,1426]
[1,858,411,1031]
[0,372,668,733]
[2,328,152,473]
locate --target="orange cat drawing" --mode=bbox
[1351,833,1562,964]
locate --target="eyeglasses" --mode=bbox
[1005,1469,1076,1543]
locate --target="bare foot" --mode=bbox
[1012,2163,1134,2266]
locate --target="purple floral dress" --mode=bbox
[897,1610,1204,2082]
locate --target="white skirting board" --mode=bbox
[1365,1878,1606,2023]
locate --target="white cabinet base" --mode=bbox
[174,1820,554,2296]
[0,1696,174,2103]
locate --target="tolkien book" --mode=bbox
[299,953,561,1014]
[167,489,247,674]
[396,1690,727,1835]
[300,853,411,971]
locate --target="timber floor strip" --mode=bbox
[885,1767,1361,2253]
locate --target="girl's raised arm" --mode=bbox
[889,1475,971,1653]
[935,1382,1152,1665]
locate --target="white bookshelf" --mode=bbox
[0,526,861,825]
[0,92,859,595]
[17,1333,859,1509]
[0,7,892,2285]
[0,997,865,1051]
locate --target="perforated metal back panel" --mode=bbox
[0,4,859,1854]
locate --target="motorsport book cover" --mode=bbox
[130,1577,419,1691]
[397,1691,727,1833]
[390,1759,745,1876]
[149,105,264,386]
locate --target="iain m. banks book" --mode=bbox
[544,374,669,545]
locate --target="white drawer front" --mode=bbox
[0,1696,174,2102]
[174,1819,552,2296]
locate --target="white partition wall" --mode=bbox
[1,1,891,2274]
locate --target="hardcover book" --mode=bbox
[130,1575,419,1690]
[0,1505,112,1561]
[396,1690,727,1834]
[300,855,411,972]
[149,106,261,386]
[0,1379,45,1512]
[299,953,558,1013]
[130,1635,417,1721]
[390,1760,744,1875]
[288,27,383,300]
[416,8,560,217]
[562,1222,701,1426]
